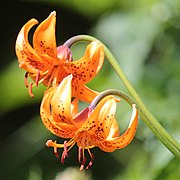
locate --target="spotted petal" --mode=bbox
[64,40,104,84]
[77,96,116,138]
[51,74,74,124]
[72,84,98,103]
[85,96,117,145]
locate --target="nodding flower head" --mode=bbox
[15,11,104,101]
[40,74,138,170]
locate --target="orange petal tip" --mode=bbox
[129,104,138,127]
[89,40,103,59]
[49,11,56,17]
[32,18,39,24]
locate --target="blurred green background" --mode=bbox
[0,0,180,179]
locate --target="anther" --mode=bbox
[24,72,29,88]
[86,153,95,170]
[28,82,34,98]
[61,141,68,164]
[79,157,87,171]
[54,145,59,159]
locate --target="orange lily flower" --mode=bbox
[15,11,104,102]
[40,74,138,170]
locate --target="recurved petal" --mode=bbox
[15,18,44,73]
[40,86,76,138]
[51,74,74,124]
[33,11,57,57]
[72,84,98,103]
[99,104,138,152]
[64,40,104,84]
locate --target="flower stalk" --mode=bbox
[64,35,180,157]
[89,89,135,110]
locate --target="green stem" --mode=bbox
[64,35,180,157]
[89,89,135,109]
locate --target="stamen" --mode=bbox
[61,141,68,164]
[28,82,34,98]
[34,65,54,87]
[80,145,85,160]
[79,156,87,171]
[35,70,40,87]
[53,141,59,158]
[24,72,29,88]
[78,147,82,163]
[46,140,65,148]
[66,141,76,152]
[47,66,59,87]
[86,153,95,170]
[46,139,80,167]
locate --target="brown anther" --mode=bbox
[28,82,34,98]
[86,153,95,170]
[54,146,59,158]
[24,72,29,88]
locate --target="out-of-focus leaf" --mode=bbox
[0,116,52,179]
[155,158,180,180]
[0,61,45,115]
[94,10,163,83]
[113,146,176,180]
[24,0,121,19]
